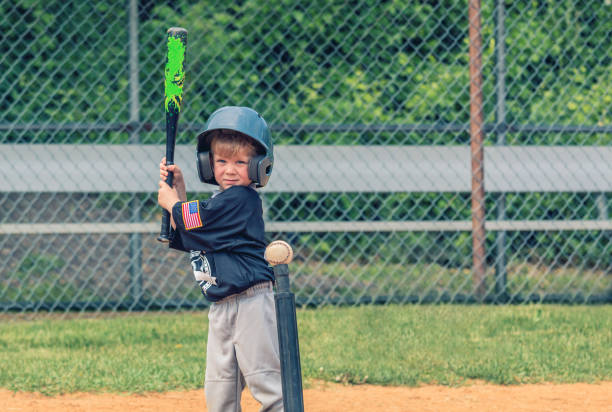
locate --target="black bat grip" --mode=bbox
[158,112,178,243]
[157,166,174,242]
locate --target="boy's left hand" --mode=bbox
[158,180,180,213]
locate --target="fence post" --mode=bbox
[468,0,487,300]
[494,0,508,303]
[128,0,143,309]
[597,194,608,221]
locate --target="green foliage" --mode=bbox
[291,258,609,303]
[1,253,77,302]
[1,0,609,144]
[265,191,610,270]
[0,1,129,143]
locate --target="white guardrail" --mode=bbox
[1,144,611,233]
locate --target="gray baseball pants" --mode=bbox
[204,281,283,412]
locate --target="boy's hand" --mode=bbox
[159,157,187,201]
[158,179,180,213]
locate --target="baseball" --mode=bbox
[265,240,294,265]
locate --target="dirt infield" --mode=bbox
[1,381,611,412]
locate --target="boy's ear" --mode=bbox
[197,151,216,184]
[248,155,273,188]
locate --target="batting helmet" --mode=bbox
[196,106,274,188]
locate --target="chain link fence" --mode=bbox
[1,0,610,315]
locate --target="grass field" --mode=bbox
[1,305,610,395]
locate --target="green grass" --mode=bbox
[0,305,610,395]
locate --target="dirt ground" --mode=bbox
[1,381,611,412]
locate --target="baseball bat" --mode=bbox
[158,27,187,243]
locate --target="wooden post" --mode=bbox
[468,0,487,299]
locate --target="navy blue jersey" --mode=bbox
[169,185,274,302]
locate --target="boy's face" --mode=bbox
[212,146,252,190]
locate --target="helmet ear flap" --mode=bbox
[248,155,273,188]
[197,151,216,184]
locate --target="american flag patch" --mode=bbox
[181,200,203,230]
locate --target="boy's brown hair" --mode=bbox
[209,130,261,159]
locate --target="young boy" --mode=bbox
[158,106,283,412]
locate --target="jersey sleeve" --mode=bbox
[169,185,261,252]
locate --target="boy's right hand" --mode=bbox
[160,157,187,202]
